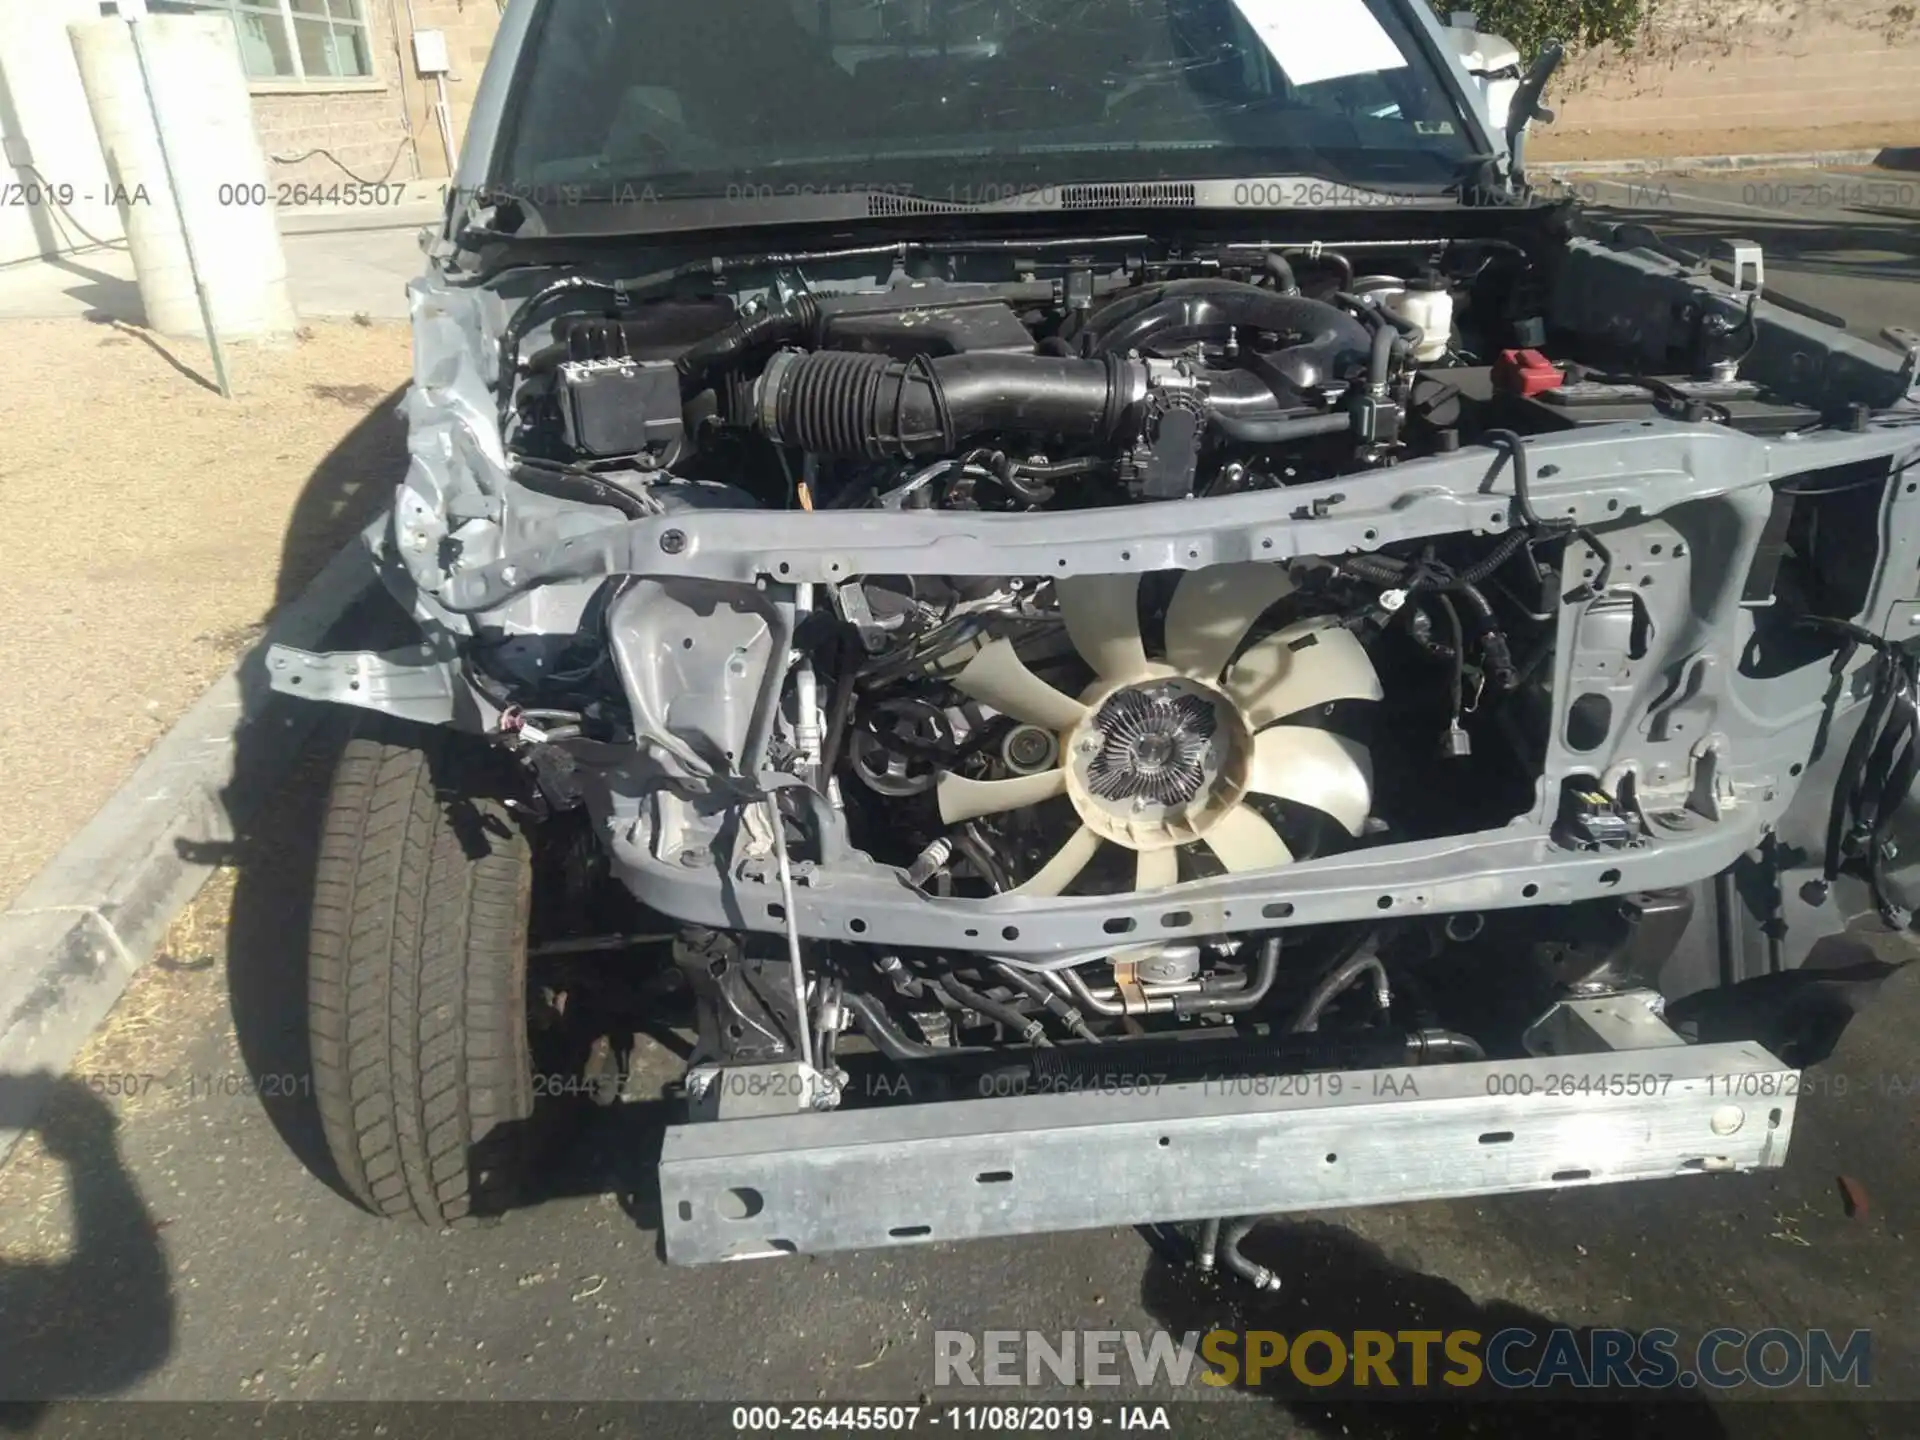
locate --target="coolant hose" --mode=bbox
[1288,940,1391,1034]
[841,991,990,1061]
[1285,248,1355,290]
[938,974,1050,1047]
[1262,252,1300,295]
[1333,292,1400,394]
[1219,1218,1282,1291]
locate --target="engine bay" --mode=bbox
[272,205,1920,1080]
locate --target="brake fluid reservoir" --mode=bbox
[1384,280,1454,364]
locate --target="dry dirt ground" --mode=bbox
[0,317,411,906]
[1533,121,1917,163]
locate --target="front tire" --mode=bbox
[307,724,537,1224]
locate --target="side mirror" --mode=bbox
[1505,39,1566,184]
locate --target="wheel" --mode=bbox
[306,722,540,1224]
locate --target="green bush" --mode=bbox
[1435,0,1657,58]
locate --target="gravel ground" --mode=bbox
[1532,122,1916,164]
[0,317,409,905]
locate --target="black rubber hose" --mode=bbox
[1285,248,1355,290]
[937,974,1050,1047]
[511,460,654,518]
[1209,410,1354,446]
[1219,1218,1282,1291]
[1331,293,1398,393]
[676,293,822,385]
[1409,1030,1488,1062]
[762,349,1145,460]
[815,629,862,788]
[497,276,626,403]
[1288,936,1390,1034]
[842,991,991,1060]
[1262,252,1300,295]
[994,963,1099,1042]
[965,450,1057,505]
[1193,365,1297,419]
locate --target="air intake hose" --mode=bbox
[677,293,823,386]
[756,349,1149,460]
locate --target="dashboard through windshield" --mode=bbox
[495,0,1480,207]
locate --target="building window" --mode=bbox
[179,0,375,83]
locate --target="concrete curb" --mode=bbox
[278,202,445,238]
[0,539,377,1160]
[1538,148,1895,177]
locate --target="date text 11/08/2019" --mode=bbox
[731,1406,1169,1432]
[74,1072,312,1101]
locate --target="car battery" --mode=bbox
[1504,374,1824,438]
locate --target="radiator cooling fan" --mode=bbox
[935,565,1382,895]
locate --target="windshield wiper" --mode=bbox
[484,170,1470,241]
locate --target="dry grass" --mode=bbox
[0,318,410,904]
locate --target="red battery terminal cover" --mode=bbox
[1494,348,1566,397]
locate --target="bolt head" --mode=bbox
[660,529,687,555]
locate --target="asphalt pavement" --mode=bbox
[4,169,1920,1436]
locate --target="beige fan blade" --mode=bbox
[1057,573,1149,681]
[954,639,1089,731]
[1247,727,1374,838]
[1163,562,1298,682]
[1204,804,1295,873]
[1134,846,1181,892]
[1012,825,1104,897]
[937,769,1068,825]
[1224,619,1384,730]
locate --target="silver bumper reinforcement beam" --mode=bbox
[659,1032,1797,1264]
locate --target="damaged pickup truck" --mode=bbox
[271,0,1920,1273]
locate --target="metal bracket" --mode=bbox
[685,1061,843,1121]
[265,641,460,725]
[1720,238,1765,296]
[1883,326,1920,396]
[1522,989,1676,1055]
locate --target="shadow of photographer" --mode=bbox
[1137,1216,1730,1439]
[0,1073,173,1420]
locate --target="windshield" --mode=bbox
[495,0,1479,204]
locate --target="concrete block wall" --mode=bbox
[1552,0,1920,135]
[399,0,506,179]
[249,0,418,187]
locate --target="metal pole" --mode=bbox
[125,10,232,397]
